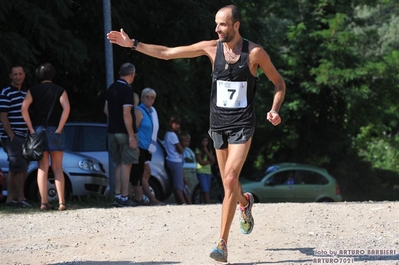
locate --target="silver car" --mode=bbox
[0,145,109,202]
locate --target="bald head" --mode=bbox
[218,5,242,24]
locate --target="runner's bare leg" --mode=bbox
[215,138,252,243]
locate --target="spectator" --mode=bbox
[21,63,70,211]
[195,134,215,204]
[164,115,188,205]
[180,133,192,205]
[130,88,164,206]
[0,65,31,208]
[104,62,139,207]
[285,172,295,185]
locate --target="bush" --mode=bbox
[328,154,399,201]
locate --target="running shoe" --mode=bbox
[239,192,254,234]
[210,239,228,262]
[119,198,139,207]
[112,198,123,207]
[113,198,144,207]
[112,197,130,207]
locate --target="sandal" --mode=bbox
[40,203,53,211]
[58,203,67,211]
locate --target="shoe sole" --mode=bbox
[210,249,227,262]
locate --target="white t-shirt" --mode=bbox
[148,107,159,153]
[164,131,182,162]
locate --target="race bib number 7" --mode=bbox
[216,80,248,108]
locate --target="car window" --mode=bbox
[82,125,108,152]
[268,171,288,185]
[244,166,273,181]
[64,126,77,151]
[295,170,328,185]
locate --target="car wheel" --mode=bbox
[148,178,163,201]
[26,172,70,202]
[47,173,59,201]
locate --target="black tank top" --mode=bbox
[210,39,257,131]
[29,82,64,127]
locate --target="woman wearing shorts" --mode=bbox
[21,63,70,211]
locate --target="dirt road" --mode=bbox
[0,201,398,265]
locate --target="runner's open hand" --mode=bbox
[107,28,132,47]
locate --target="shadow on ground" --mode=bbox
[47,260,180,265]
[261,247,399,264]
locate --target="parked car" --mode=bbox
[63,122,201,202]
[0,145,109,202]
[241,163,342,203]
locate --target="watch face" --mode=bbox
[132,39,138,50]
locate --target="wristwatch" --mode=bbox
[131,39,139,50]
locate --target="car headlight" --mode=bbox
[79,159,102,172]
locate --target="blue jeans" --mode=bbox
[197,173,212,192]
[166,160,184,191]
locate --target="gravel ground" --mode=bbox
[0,201,398,265]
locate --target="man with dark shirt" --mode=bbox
[104,62,139,207]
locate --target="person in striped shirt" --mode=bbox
[0,65,31,208]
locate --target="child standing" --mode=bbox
[164,116,189,205]
[180,133,192,204]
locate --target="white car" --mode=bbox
[0,146,109,202]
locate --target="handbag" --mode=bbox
[22,131,47,161]
[22,87,59,161]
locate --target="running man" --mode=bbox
[107,4,285,262]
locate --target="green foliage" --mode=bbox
[329,152,399,201]
[349,2,399,178]
[260,0,399,200]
